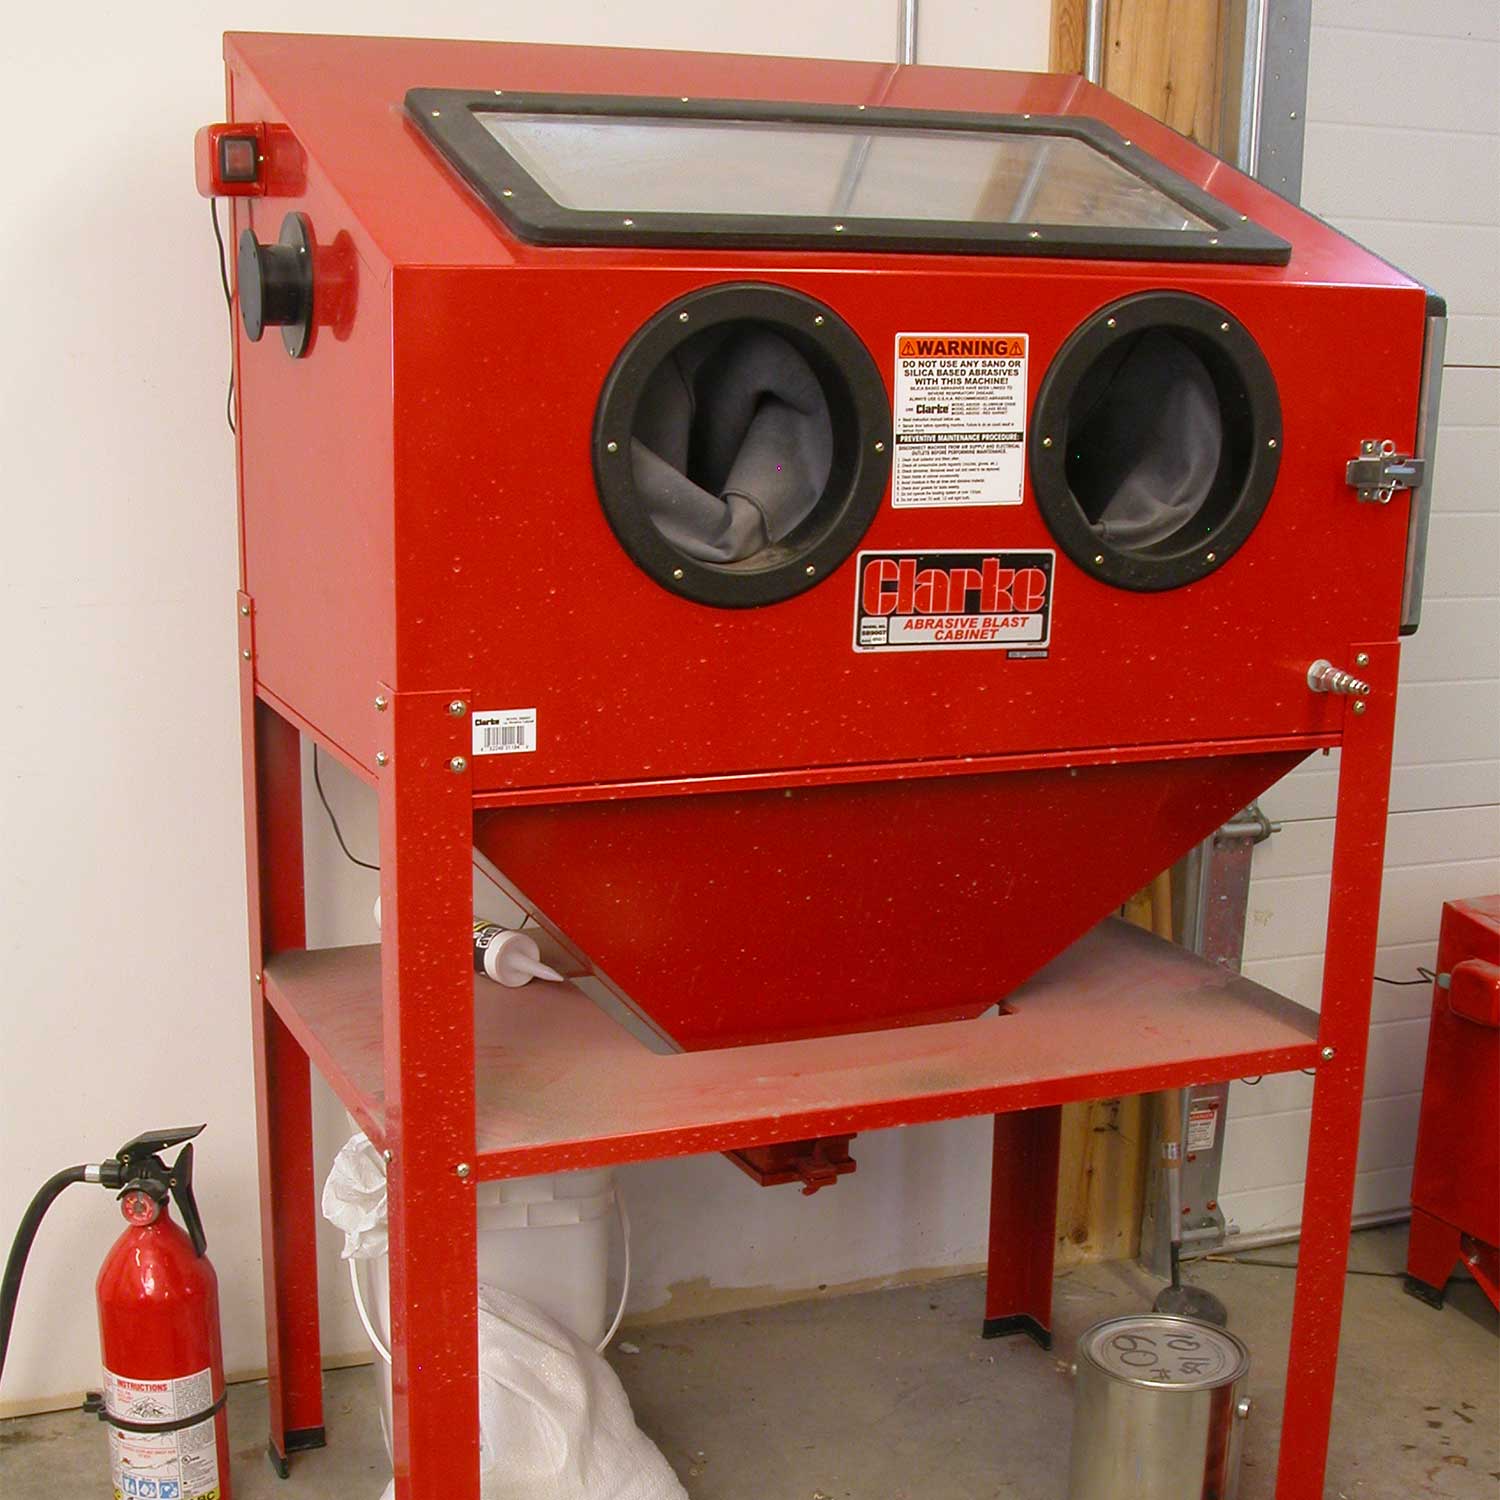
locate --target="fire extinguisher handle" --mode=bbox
[112,1124,205,1167]
[168,1143,209,1259]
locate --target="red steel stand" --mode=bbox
[984,1106,1063,1347]
[238,642,1398,1499]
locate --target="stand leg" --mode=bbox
[1403,1206,1461,1309]
[1274,641,1397,1500]
[380,687,480,1500]
[240,653,325,1468]
[983,1105,1063,1348]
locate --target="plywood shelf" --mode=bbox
[262,917,1321,1178]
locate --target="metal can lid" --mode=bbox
[1078,1315,1250,1391]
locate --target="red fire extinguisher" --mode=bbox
[0,1125,232,1500]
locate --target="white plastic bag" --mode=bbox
[375,1292,685,1500]
[322,1131,389,1260]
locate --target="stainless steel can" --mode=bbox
[1068,1314,1252,1500]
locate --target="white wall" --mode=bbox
[0,0,1049,1413]
[1217,0,1500,1240]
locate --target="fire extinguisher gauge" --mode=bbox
[118,1184,166,1226]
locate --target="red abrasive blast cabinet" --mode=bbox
[199,31,1444,1498]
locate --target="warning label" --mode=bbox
[853,550,1054,654]
[893,333,1029,508]
[1186,1101,1220,1154]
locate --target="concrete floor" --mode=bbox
[2,1226,1494,1498]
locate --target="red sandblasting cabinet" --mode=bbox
[206,31,1441,1498]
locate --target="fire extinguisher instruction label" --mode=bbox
[472,707,537,756]
[106,1366,220,1500]
[853,550,1054,653]
[892,333,1029,508]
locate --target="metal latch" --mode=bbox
[1346,439,1426,504]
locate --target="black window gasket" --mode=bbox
[592,281,893,609]
[1028,290,1284,592]
[404,88,1292,266]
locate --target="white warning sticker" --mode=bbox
[471,708,537,756]
[893,333,1029,508]
[105,1365,221,1499]
[1186,1101,1220,1154]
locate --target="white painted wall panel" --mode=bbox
[1313,1,1498,41]
[1239,6,1499,1242]
[1227,0,1500,1231]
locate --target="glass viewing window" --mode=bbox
[407,91,1290,264]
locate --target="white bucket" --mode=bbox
[356,1169,620,1462]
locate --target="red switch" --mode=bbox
[195,122,267,197]
[220,134,260,183]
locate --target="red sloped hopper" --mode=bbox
[475,749,1303,1049]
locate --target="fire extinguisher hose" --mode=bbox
[0,1164,90,1386]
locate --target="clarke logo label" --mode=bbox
[853,549,1054,653]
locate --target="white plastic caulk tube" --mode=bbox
[474,921,565,987]
[370,899,564,987]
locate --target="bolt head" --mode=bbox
[814,314,825,326]
[1106,317,1117,329]
[1042,436,1054,449]
[1093,554,1105,565]
[1352,700,1367,715]
[382,1149,393,1163]
[449,755,468,774]
[1220,321,1230,332]
[1320,1045,1336,1061]
[606,440,619,454]
[1354,652,1369,667]
[1205,552,1217,563]
[678,311,690,322]
[804,564,815,576]
[375,751,389,766]
[456,1162,472,1179]
[1268,438,1279,450]
[375,694,389,711]
[239,603,250,617]
[672,567,684,580]
[874,440,886,453]
[241,648,252,660]
[448,699,467,716]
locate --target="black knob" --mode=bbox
[237,211,314,357]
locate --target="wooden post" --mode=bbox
[1051,0,1228,150]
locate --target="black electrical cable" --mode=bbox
[209,198,236,434]
[0,1165,89,1385]
[1374,968,1436,986]
[1208,1255,1408,1280]
[312,745,380,872]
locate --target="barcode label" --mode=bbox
[471,708,537,756]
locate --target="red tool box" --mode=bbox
[197,32,1444,1497]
